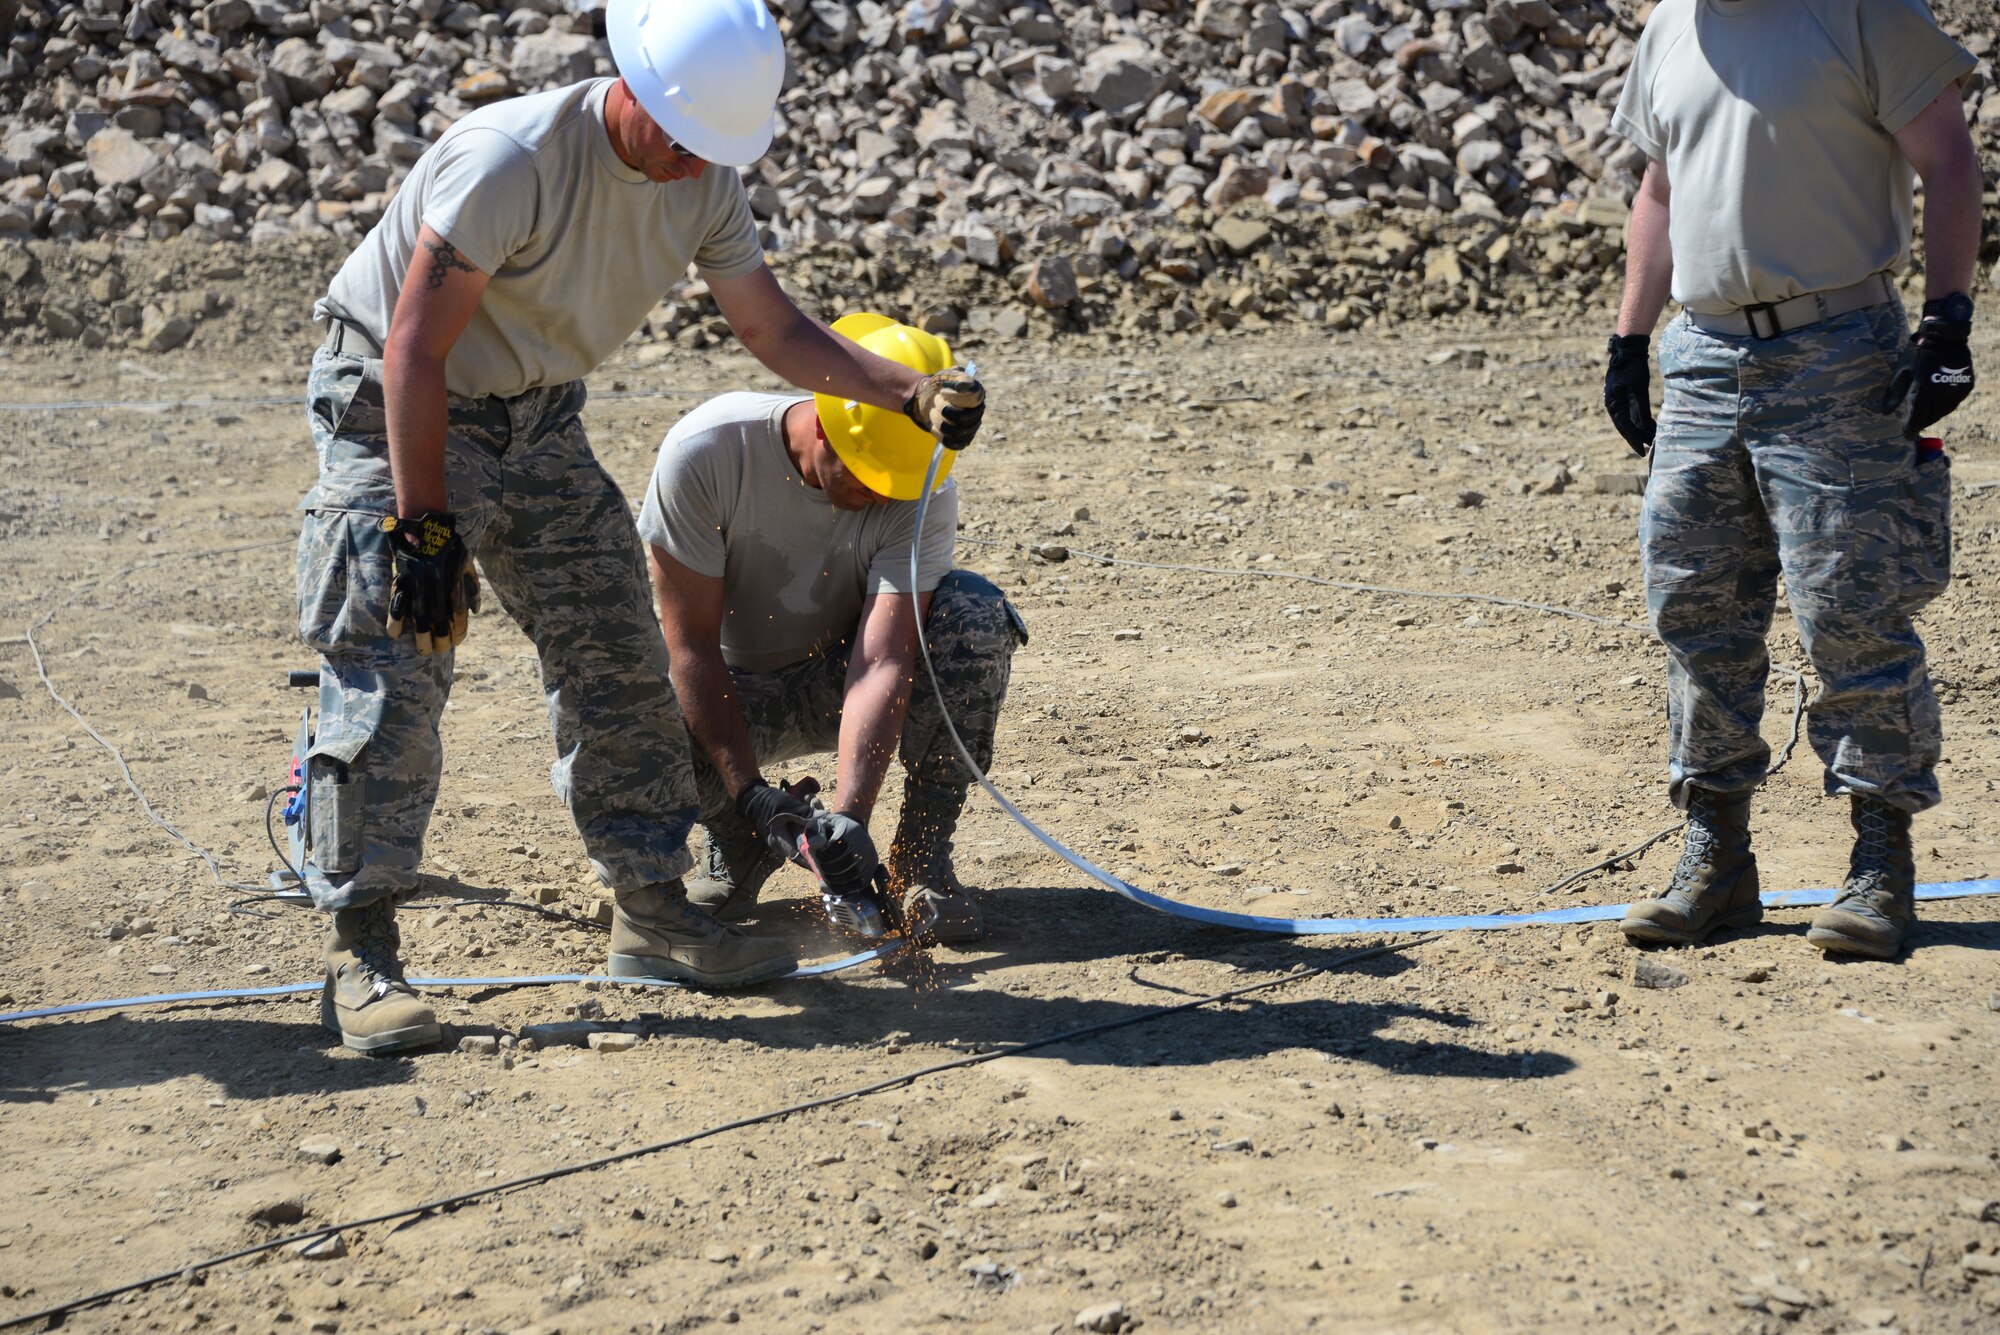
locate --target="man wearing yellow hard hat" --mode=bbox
[640,314,1027,945]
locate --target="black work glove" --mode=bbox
[798,810,880,900]
[1884,298,1975,432]
[735,778,815,859]
[381,512,473,655]
[903,368,985,451]
[1603,334,1657,456]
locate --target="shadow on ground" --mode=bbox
[0,877,1587,1099]
[0,1011,417,1103]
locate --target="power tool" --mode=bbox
[769,778,934,942]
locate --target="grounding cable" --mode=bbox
[910,446,1832,935]
[0,935,1426,1331]
[22,538,298,896]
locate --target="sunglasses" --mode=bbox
[668,138,702,161]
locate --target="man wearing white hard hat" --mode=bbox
[643,314,1027,948]
[288,0,987,1055]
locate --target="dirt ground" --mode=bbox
[2,259,1999,1335]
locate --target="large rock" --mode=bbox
[510,31,597,88]
[154,34,227,83]
[200,0,256,35]
[270,37,336,101]
[1081,44,1166,118]
[85,127,162,187]
[248,156,303,195]
[1026,255,1078,308]
[1196,88,1259,132]
[1203,159,1269,209]
[1461,42,1515,94]
[140,305,195,353]
[1508,53,1565,108]
[1211,214,1272,256]
[1194,0,1250,40]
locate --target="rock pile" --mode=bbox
[0,0,1995,347]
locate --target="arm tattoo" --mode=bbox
[422,238,478,291]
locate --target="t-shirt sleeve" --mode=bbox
[637,426,730,579]
[418,128,541,277]
[693,170,767,282]
[867,481,957,598]
[1858,0,1976,134]
[1609,14,1671,161]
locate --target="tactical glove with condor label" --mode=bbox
[1885,294,1975,433]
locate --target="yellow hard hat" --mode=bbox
[815,312,959,502]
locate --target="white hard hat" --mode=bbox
[605,0,785,168]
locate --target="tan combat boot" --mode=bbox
[608,880,796,987]
[1807,796,1917,959]
[684,815,784,922]
[321,899,441,1054]
[1621,788,1761,946]
[887,778,987,945]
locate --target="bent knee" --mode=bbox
[926,569,1027,653]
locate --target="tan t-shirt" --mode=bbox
[1612,0,1973,313]
[317,79,764,399]
[637,393,959,674]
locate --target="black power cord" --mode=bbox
[0,935,1430,1331]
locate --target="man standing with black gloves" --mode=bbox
[293,0,985,1054]
[1602,0,1979,959]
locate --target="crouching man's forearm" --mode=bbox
[836,591,930,823]
[648,547,761,803]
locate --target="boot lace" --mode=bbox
[351,906,410,993]
[1845,801,1906,907]
[1662,793,1726,895]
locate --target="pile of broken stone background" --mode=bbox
[0,0,1995,349]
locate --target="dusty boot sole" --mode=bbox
[319,985,442,1055]
[606,950,796,989]
[1806,921,1906,960]
[1620,901,1762,946]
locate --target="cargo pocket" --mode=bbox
[308,353,367,442]
[1001,594,1029,647]
[296,509,392,652]
[304,670,385,877]
[1899,451,1951,613]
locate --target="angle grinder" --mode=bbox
[769,778,935,943]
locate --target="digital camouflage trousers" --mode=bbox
[1643,300,1951,814]
[692,569,1027,842]
[293,340,698,910]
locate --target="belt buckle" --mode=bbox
[1742,302,1782,341]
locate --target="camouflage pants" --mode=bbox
[294,341,698,910]
[691,569,1026,839]
[1643,301,1950,814]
